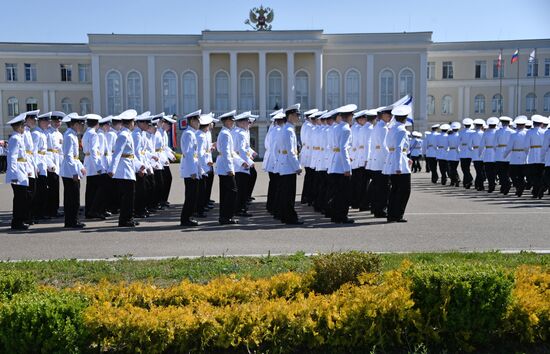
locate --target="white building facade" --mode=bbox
[1,30,549,157]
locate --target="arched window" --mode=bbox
[345,69,360,105]
[183,71,198,113]
[26,97,38,111]
[427,95,435,115]
[127,71,142,112]
[474,94,485,114]
[326,70,340,110]
[380,69,394,106]
[239,70,254,110]
[61,98,72,113]
[267,70,282,111]
[399,69,414,97]
[162,71,177,114]
[544,92,550,112]
[215,71,229,111]
[295,70,309,110]
[526,93,537,113]
[80,98,91,115]
[7,97,19,117]
[106,70,122,115]
[441,95,453,115]
[492,94,503,114]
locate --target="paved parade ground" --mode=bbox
[0,165,549,261]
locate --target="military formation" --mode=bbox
[5,102,415,230]
[421,115,550,199]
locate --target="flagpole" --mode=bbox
[499,48,503,116]
[533,49,537,113]
[515,50,520,117]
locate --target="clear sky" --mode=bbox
[1,0,549,43]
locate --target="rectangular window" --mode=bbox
[78,64,90,82]
[442,61,453,79]
[545,58,550,77]
[493,60,504,79]
[427,62,435,80]
[475,60,487,79]
[527,60,538,77]
[60,64,72,82]
[24,63,37,81]
[5,63,17,81]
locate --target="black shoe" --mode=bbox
[373,213,387,218]
[284,220,304,225]
[236,211,252,217]
[180,219,199,227]
[104,211,112,217]
[11,224,29,230]
[219,218,239,225]
[358,207,371,212]
[64,223,86,229]
[249,197,255,201]
[334,218,354,224]
[387,218,408,223]
[118,221,139,227]
[195,212,208,218]
[86,214,106,220]
[134,213,148,219]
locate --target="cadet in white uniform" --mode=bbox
[5,114,31,230]
[264,110,284,214]
[133,112,153,218]
[327,104,356,224]
[471,119,486,191]
[525,115,546,198]
[196,113,214,217]
[231,112,255,216]
[360,110,377,211]
[274,104,303,225]
[369,106,392,218]
[349,109,367,209]
[495,116,514,194]
[108,109,144,227]
[60,113,87,228]
[82,114,106,219]
[436,124,450,185]
[46,112,65,217]
[504,116,529,197]
[299,108,318,205]
[159,115,177,207]
[105,116,121,214]
[179,110,201,227]
[23,110,39,224]
[33,112,53,219]
[98,116,113,216]
[479,117,499,192]
[541,117,550,199]
[446,122,461,187]
[384,105,412,223]
[425,124,440,183]
[458,118,475,189]
[409,131,423,173]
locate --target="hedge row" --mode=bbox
[0,256,548,353]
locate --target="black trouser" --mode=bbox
[327,173,351,222]
[411,156,421,172]
[460,158,473,187]
[205,170,214,203]
[509,164,526,196]
[447,160,460,185]
[162,165,172,204]
[473,160,486,190]
[309,170,319,205]
[62,177,81,227]
[134,173,146,215]
[350,168,365,209]
[33,174,49,218]
[0,156,7,173]
[106,175,120,213]
[153,169,164,208]
[359,169,373,210]
[27,177,36,222]
[542,166,550,197]
[116,178,135,225]
[388,174,411,221]
[426,157,438,183]
[85,175,105,217]
[219,174,237,220]
[196,177,207,213]
[278,173,298,223]
[484,162,497,191]
[425,156,431,173]
[527,163,545,197]
[235,172,250,213]
[301,167,313,204]
[267,172,278,213]
[438,159,448,184]
[313,171,329,213]
[496,161,511,193]
[248,165,257,200]
[46,172,60,217]
[371,171,389,216]
[11,184,29,228]
[180,177,199,222]
[145,173,156,210]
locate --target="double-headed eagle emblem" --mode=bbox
[244,6,274,31]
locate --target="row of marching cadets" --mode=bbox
[423,114,550,199]
[179,109,258,227]
[266,102,413,225]
[6,109,177,230]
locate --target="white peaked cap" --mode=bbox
[462,118,474,125]
[487,117,500,125]
[7,113,27,125]
[284,103,300,114]
[303,108,319,116]
[473,118,485,125]
[119,109,138,120]
[269,109,283,117]
[184,110,201,119]
[499,116,512,122]
[440,124,451,131]
[85,113,102,121]
[451,122,461,130]
[336,104,357,114]
[234,111,252,121]
[99,116,112,124]
[219,110,237,120]
[199,113,214,125]
[391,105,412,116]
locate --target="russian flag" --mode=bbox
[511,49,519,64]
[391,94,414,123]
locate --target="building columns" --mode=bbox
[508,86,515,116]
[287,51,295,106]
[366,54,374,108]
[230,51,238,110]
[49,91,56,112]
[314,51,322,108]
[458,86,464,120]
[202,51,211,113]
[259,51,266,118]
[42,90,49,112]
[419,52,428,131]
[464,86,470,118]
[147,55,156,113]
[91,55,101,114]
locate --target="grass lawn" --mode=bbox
[0,251,548,287]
